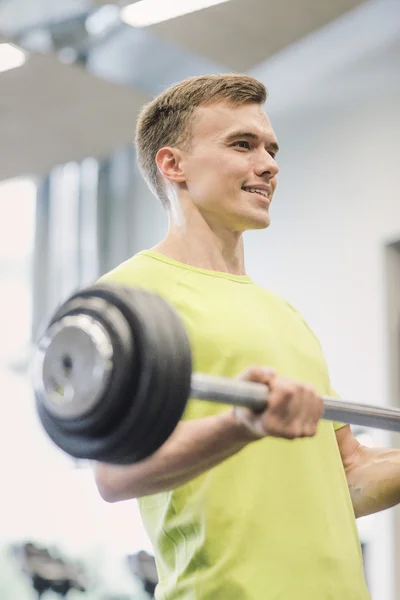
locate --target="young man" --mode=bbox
[94,74,400,599]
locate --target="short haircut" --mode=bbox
[135,74,267,208]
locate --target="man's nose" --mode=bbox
[254,152,279,179]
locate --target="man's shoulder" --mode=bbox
[252,283,294,311]
[98,251,186,298]
[99,252,152,286]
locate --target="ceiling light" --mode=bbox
[0,43,26,74]
[121,0,233,28]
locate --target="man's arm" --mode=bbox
[94,367,323,502]
[336,425,400,518]
[94,411,255,502]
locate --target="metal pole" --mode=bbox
[191,373,400,433]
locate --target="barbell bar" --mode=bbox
[191,373,400,432]
[32,284,400,464]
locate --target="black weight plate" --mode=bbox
[36,284,192,463]
[92,286,186,463]
[127,293,178,460]
[36,287,140,461]
[116,288,191,462]
[52,283,176,463]
[84,287,166,463]
[134,292,192,460]
[111,289,178,461]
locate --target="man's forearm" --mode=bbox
[345,445,400,518]
[94,410,256,502]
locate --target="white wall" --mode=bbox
[246,96,399,401]
[244,12,400,598]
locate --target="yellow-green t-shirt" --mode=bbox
[100,250,370,600]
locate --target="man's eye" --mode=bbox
[233,141,250,149]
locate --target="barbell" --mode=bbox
[32,284,400,464]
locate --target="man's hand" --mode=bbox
[233,366,323,441]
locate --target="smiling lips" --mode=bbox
[242,185,271,201]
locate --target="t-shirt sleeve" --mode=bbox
[284,302,348,432]
[329,387,347,431]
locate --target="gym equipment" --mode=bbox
[127,551,158,596]
[11,542,86,599]
[33,284,400,464]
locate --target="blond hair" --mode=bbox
[135,74,267,207]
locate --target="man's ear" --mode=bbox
[156,147,186,184]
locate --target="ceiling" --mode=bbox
[106,0,368,72]
[0,51,148,181]
[0,0,396,182]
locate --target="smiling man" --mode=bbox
[93,74,400,600]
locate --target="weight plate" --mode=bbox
[89,285,190,463]
[35,284,192,463]
[135,291,192,460]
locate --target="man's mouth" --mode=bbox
[242,186,270,200]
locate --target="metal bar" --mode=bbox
[190,373,400,433]
[321,398,400,433]
[191,373,267,411]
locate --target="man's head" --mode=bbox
[135,74,279,231]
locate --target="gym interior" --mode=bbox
[0,0,399,598]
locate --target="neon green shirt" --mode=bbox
[101,250,370,600]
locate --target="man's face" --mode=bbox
[179,101,279,232]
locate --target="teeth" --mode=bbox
[244,187,268,198]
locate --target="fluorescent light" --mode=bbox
[121,0,233,28]
[0,43,26,74]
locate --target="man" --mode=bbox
[94,74,400,599]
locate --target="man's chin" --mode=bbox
[251,219,270,231]
[242,212,271,231]
[224,208,271,232]
[233,220,270,235]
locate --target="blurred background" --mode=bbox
[0,0,399,597]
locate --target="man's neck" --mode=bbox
[152,223,247,276]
